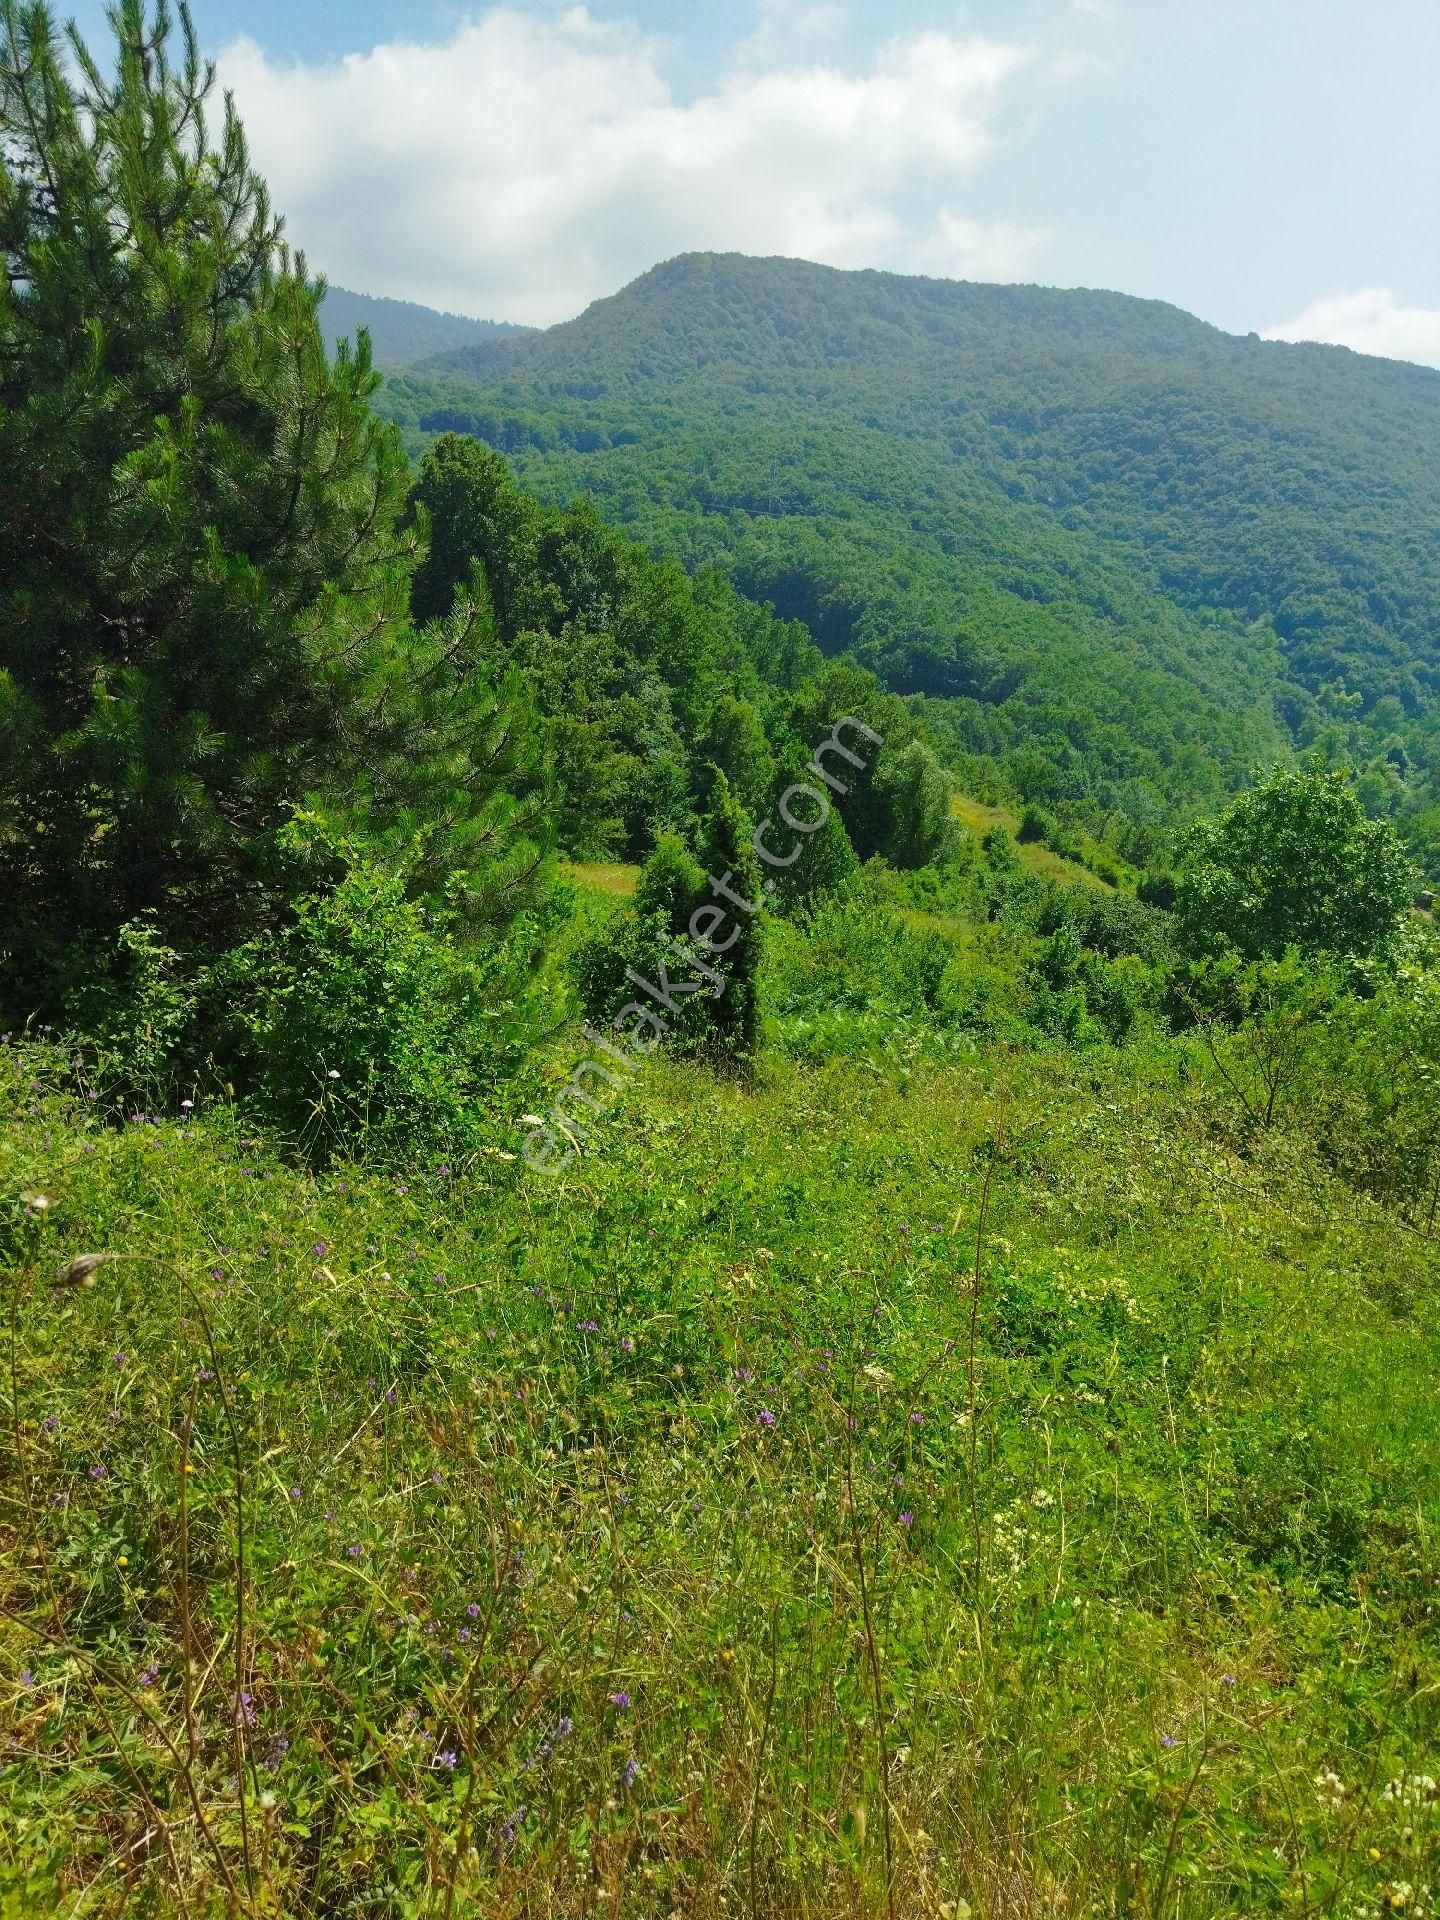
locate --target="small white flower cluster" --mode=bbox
[1383,1775,1439,1810]
[988,1504,1032,1573]
[1315,1768,1348,1809]
[1348,1884,1432,1920]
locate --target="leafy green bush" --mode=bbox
[1025,923,1148,1046]
[1170,950,1340,1133]
[207,824,545,1162]
[573,779,764,1064]
[767,878,957,1022]
[1308,924,1440,1222]
[573,833,720,1055]
[1018,802,1054,845]
[68,916,199,1109]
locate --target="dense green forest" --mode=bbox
[378,252,1440,876]
[317,286,530,370]
[2,6,1439,1918]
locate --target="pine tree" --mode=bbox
[0,2,545,1012]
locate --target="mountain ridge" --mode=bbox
[372,252,1440,863]
[318,283,532,368]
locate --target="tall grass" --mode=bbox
[2,1037,1437,1916]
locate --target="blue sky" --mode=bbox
[65,0,1440,360]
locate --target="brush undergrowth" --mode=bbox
[1,1035,1437,1917]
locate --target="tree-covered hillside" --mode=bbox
[317,284,530,368]
[377,253,1440,869]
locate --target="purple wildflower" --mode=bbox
[620,1336,634,1353]
[347,1543,362,1559]
[20,1669,34,1687]
[1160,1733,1177,1750]
[898,1511,914,1527]
[466,1603,480,1618]
[289,1486,302,1501]
[610,1690,631,1709]
[436,1749,458,1771]
[42,1414,58,1433]
[756,1408,775,1428]
[621,1755,640,1790]
[89,1463,107,1480]
[112,1351,126,1369]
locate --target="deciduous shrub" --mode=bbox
[207,824,544,1162]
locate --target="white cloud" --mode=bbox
[218,9,1043,326]
[910,208,1049,281]
[1262,289,1440,371]
[731,0,846,71]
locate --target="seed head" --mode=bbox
[53,1252,108,1291]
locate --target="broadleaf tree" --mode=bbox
[1175,766,1415,964]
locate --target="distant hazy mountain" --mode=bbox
[372,252,1440,844]
[318,285,530,369]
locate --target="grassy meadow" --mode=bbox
[4,1014,1437,1917]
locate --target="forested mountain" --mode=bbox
[317,283,529,367]
[377,253,1440,867]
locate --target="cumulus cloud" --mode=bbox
[1263,289,1440,371]
[910,209,1048,281]
[731,0,847,71]
[217,9,1045,326]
